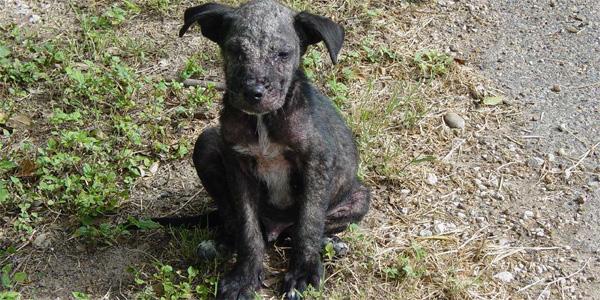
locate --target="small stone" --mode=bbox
[551,84,561,92]
[566,25,579,33]
[527,157,545,169]
[196,240,218,261]
[547,153,556,162]
[494,271,514,283]
[29,14,41,23]
[449,44,459,52]
[75,243,86,252]
[434,223,446,234]
[575,195,586,204]
[33,233,52,249]
[332,240,349,257]
[443,112,465,129]
[400,189,411,195]
[558,124,568,132]
[419,229,433,237]
[426,173,438,185]
[149,162,159,175]
[524,210,534,220]
[558,148,568,156]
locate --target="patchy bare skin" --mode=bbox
[180,0,370,299]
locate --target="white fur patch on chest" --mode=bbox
[232,116,293,208]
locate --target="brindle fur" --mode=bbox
[178,1,370,299]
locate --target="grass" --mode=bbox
[0,0,531,299]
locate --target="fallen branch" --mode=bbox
[181,78,226,90]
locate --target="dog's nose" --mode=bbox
[246,84,265,103]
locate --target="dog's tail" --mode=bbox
[151,210,221,228]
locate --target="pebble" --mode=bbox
[558,123,568,132]
[29,14,41,23]
[419,229,433,237]
[196,240,218,261]
[527,157,545,168]
[322,236,350,257]
[444,112,465,129]
[494,271,514,283]
[426,173,438,185]
[434,223,446,234]
[523,210,534,220]
[551,84,561,92]
[434,222,457,234]
[332,240,349,257]
[33,233,52,249]
[566,25,579,33]
[558,148,568,156]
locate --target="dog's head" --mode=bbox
[179,0,344,115]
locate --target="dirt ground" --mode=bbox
[448,0,600,297]
[1,0,599,299]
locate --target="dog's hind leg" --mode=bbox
[324,182,371,235]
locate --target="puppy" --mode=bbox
[179,1,370,298]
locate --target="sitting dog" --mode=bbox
[179,0,370,298]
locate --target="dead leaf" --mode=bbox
[483,96,504,106]
[149,162,159,175]
[138,166,146,178]
[7,114,33,129]
[16,159,37,178]
[453,57,467,65]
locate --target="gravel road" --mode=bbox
[446,0,600,297]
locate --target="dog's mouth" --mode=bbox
[236,88,286,115]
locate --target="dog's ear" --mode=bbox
[295,12,345,64]
[179,3,233,44]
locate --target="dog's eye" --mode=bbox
[277,51,290,60]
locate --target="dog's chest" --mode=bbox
[232,116,294,208]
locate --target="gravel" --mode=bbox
[494,271,515,283]
[426,173,438,185]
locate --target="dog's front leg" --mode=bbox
[284,155,331,299]
[218,157,264,300]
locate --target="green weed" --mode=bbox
[414,49,453,78]
[167,226,214,263]
[71,292,91,300]
[0,291,21,300]
[1,264,27,290]
[132,264,219,299]
[381,243,429,281]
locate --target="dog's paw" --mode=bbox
[218,268,262,300]
[283,258,323,300]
